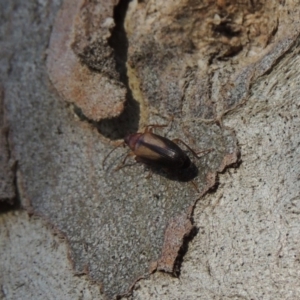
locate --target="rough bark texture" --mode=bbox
[1,0,300,299]
[131,39,300,299]
[47,0,127,122]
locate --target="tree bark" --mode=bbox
[1,0,300,299]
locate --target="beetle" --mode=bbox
[124,132,194,171]
[103,125,212,182]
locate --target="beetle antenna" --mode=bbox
[102,141,125,169]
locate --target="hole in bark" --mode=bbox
[213,21,241,37]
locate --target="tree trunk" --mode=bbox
[1,0,300,299]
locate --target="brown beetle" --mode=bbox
[124,132,192,171]
[103,125,212,182]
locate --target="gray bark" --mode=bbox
[1,0,300,299]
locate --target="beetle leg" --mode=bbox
[134,156,154,179]
[145,169,153,179]
[114,151,135,171]
[122,151,135,164]
[135,156,142,162]
[144,123,168,133]
[102,141,125,169]
[143,115,174,133]
[172,138,214,159]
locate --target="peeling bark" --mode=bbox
[1,0,300,299]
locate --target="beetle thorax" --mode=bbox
[124,133,143,151]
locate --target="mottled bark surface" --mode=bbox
[1,0,300,299]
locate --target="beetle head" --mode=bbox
[124,133,142,151]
